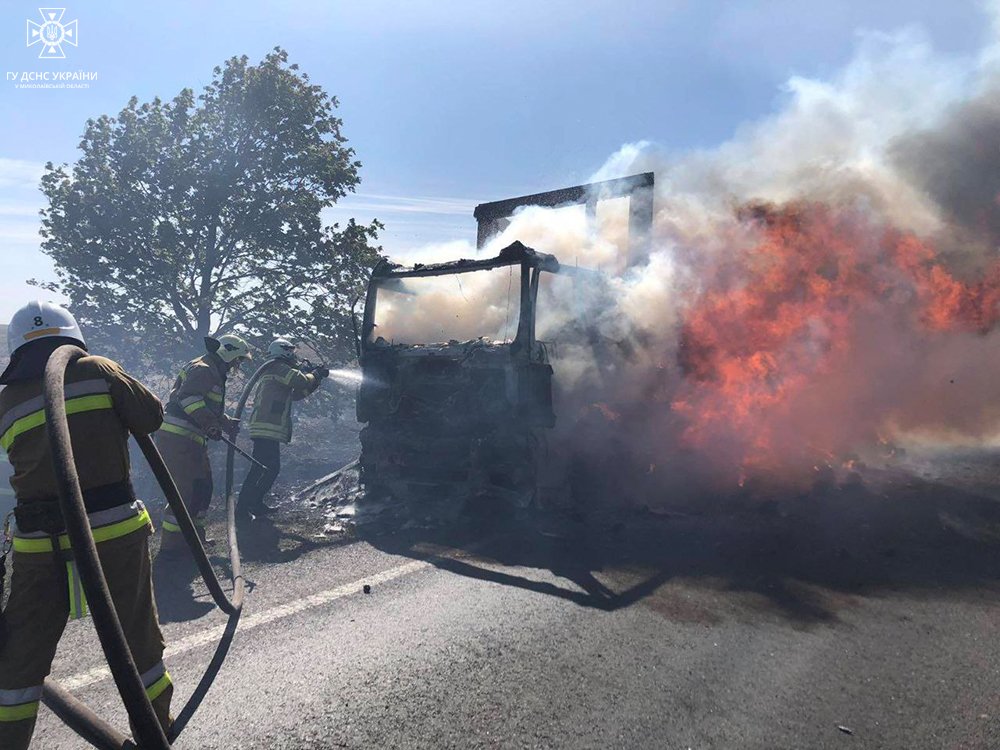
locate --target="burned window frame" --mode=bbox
[362,240,598,360]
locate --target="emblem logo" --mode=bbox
[26,8,79,59]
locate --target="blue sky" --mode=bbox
[0,0,990,320]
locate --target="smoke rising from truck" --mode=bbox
[380,16,1000,491]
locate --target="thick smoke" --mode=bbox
[372,268,523,345]
[554,22,1000,489]
[891,83,1000,256]
[386,14,1000,493]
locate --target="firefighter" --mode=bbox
[0,301,172,748]
[156,334,251,554]
[237,339,327,521]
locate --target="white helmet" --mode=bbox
[267,338,296,360]
[7,301,86,357]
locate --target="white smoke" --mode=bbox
[379,8,1000,488]
[581,12,1000,475]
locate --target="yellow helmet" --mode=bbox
[207,334,252,364]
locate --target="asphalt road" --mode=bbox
[22,471,1000,749]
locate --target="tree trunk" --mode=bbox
[197,207,222,339]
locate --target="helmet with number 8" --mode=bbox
[6,300,86,357]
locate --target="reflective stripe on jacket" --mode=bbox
[0,449,13,498]
[0,355,163,505]
[12,499,152,620]
[12,500,152,552]
[161,353,228,442]
[160,414,207,445]
[248,360,319,443]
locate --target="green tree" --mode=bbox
[36,47,381,371]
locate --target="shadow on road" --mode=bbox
[359,474,1000,627]
[152,555,217,624]
[151,519,332,624]
[413,542,675,612]
[234,517,329,564]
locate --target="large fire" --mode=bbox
[669,202,1000,482]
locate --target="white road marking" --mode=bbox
[61,558,431,692]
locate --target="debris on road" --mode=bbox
[363,584,371,594]
[313,521,348,539]
[837,725,854,735]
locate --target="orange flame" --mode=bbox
[670,202,1000,479]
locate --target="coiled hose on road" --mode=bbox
[38,345,246,749]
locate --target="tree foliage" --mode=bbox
[37,47,381,371]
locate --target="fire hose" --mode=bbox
[36,345,245,749]
[220,434,268,472]
[227,359,281,495]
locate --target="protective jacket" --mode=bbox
[0,355,162,509]
[156,352,234,538]
[160,352,230,445]
[248,360,320,444]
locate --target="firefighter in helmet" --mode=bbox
[156,334,251,554]
[237,338,327,521]
[0,302,172,747]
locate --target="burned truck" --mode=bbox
[357,240,594,506]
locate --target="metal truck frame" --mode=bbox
[357,240,596,506]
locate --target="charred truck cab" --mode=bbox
[358,241,581,506]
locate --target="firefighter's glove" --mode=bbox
[206,425,223,441]
[223,416,241,439]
